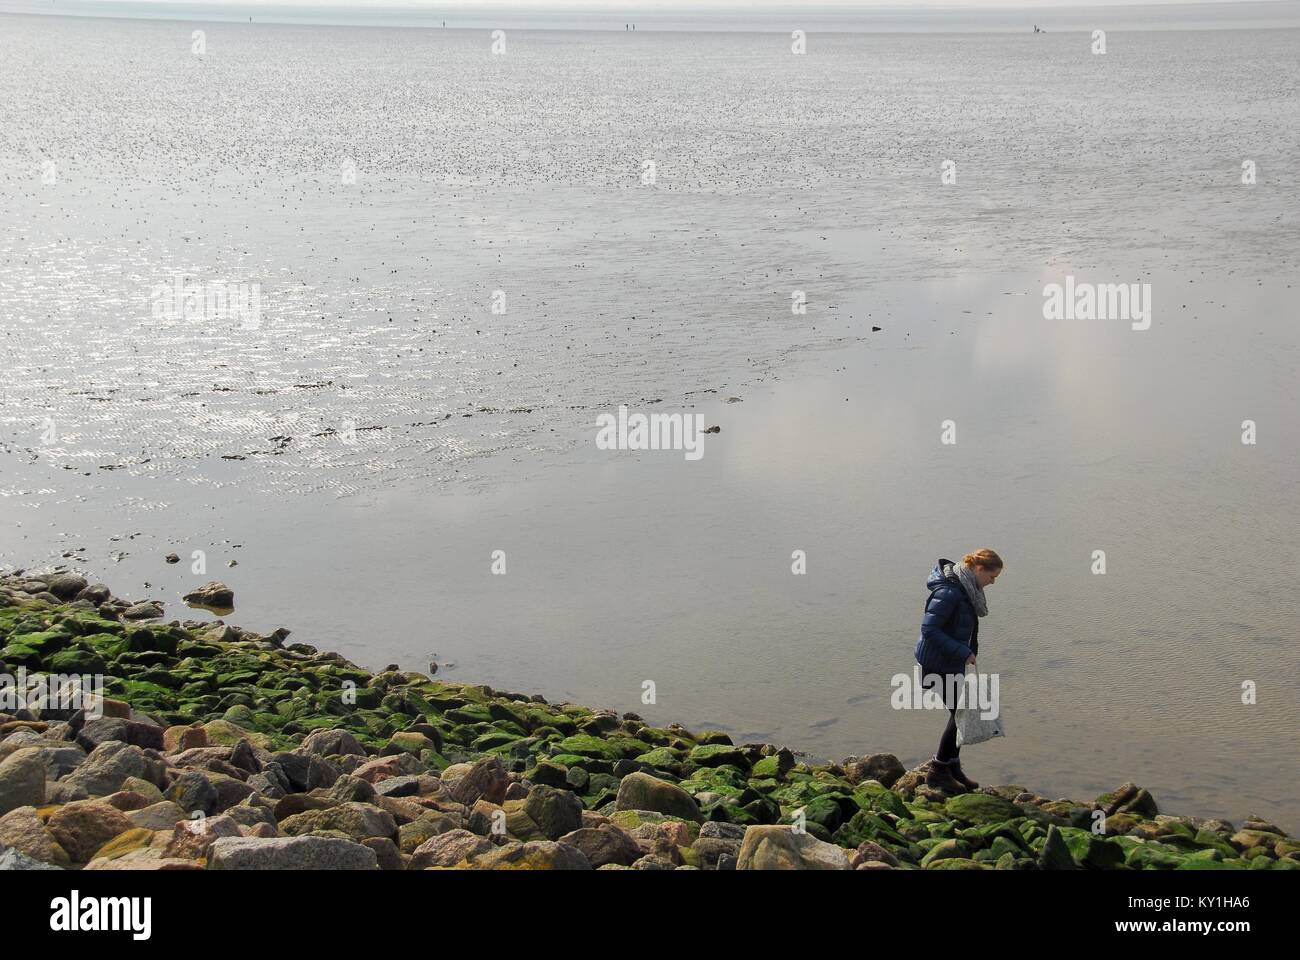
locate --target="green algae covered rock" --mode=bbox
[609,809,700,841]
[556,735,625,762]
[202,719,272,749]
[615,772,703,823]
[751,749,795,780]
[832,809,909,849]
[688,744,749,769]
[1054,825,1127,869]
[636,747,687,774]
[47,646,107,675]
[1037,824,1078,870]
[944,792,1021,825]
[854,781,910,819]
[920,837,971,867]
[1125,842,1188,870]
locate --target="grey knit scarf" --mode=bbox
[944,561,989,617]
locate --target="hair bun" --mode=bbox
[963,548,1003,570]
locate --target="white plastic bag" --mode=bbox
[955,667,1005,746]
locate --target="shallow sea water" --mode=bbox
[1,14,1297,826]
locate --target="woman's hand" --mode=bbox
[966,654,977,666]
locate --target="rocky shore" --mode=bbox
[0,569,1294,871]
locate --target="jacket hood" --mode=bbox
[926,558,959,591]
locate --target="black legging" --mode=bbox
[937,705,960,764]
[923,671,964,764]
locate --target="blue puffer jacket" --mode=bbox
[914,558,979,676]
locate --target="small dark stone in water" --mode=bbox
[165,553,179,564]
[184,580,235,608]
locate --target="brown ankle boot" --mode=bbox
[949,758,979,790]
[924,757,964,793]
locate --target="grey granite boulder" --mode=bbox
[0,749,47,816]
[207,835,379,870]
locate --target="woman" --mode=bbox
[913,549,1002,792]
